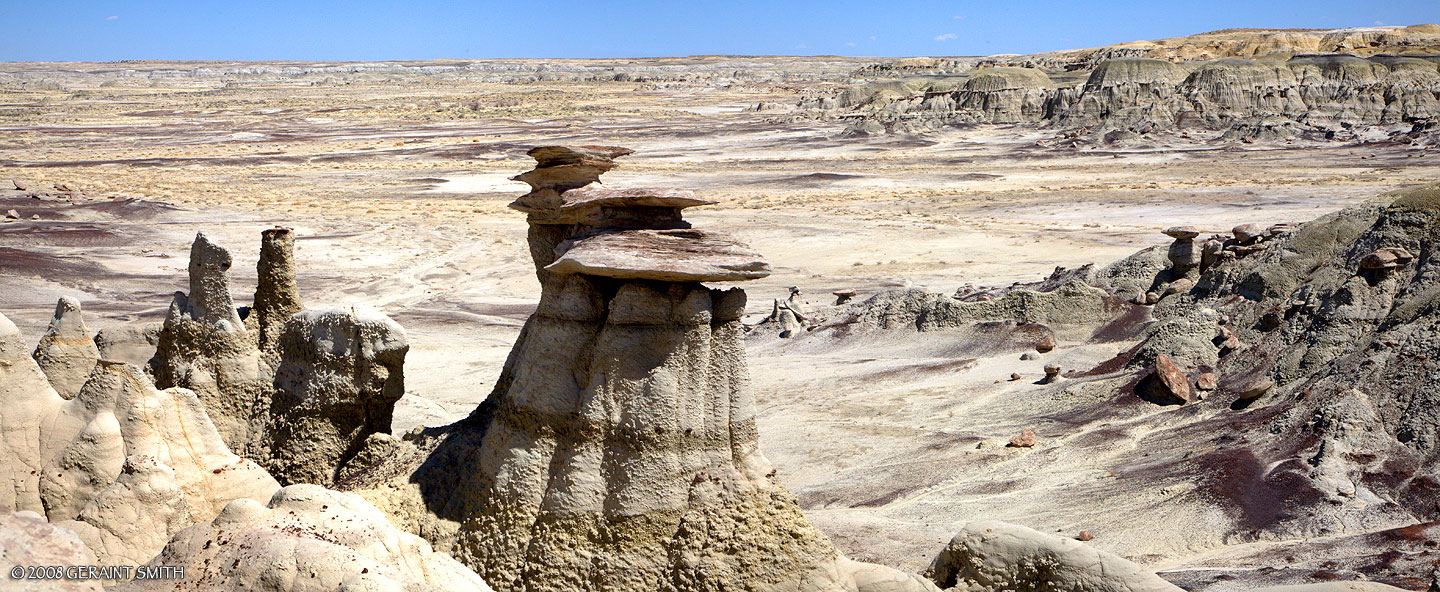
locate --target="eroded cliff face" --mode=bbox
[814,30,1440,142]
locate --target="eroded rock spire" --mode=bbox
[32,296,100,400]
[252,226,302,356]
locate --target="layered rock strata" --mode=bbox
[816,53,1440,139]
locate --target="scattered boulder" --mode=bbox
[1076,530,1094,542]
[1200,239,1225,272]
[1359,247,1414,270]
[924,521,1182,592]
[1195,372,1218,391]
[834,289,858,305]
[1007,430,1037,448]
[1040,364,1063,384]
[1035,334,1056,352]
[1020,352,1040,361]
[4,209,18,219]
[1162,277,1194,296]
[1009,373,1023,381]
[1234,378,1275,406]
[32,296,101,400]
[1232,223,1265,244]
[1135,353,1191,405]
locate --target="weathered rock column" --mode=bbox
[149,232,269,456]
[252,226,302,356]
[418,146,936,592]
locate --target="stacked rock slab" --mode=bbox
[32,296,101,399]
[383,146,937,592]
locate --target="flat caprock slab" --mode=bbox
[547,228,771,282]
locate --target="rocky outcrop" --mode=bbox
[0,505,102,592]
[146,228,411,487]
[0,311,73,515]
[348,146,937,592]
[93,323,161,367]
[32,296,100,399]
[942,67,1056,123]
[853,281,1131,336]
[58,455,192,567]
[42,361,279,564]
[1,309,280,569]
[1055,183,1440,551]
[924,521,1183,592]
[111,484,494,592]
[264,307,409,487]
[149,232,270,455]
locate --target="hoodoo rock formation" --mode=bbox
[251,226,303,358]
[149,232,272,455]
[142,227,412,487]
[265,307,409,487]
[350,146,938,592]
[32,296,101,400]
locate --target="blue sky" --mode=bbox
[1,0,1436,61]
